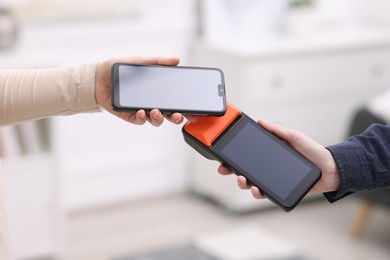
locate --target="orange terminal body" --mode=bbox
[184,103,242,147]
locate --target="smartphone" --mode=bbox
[111,63,227,115]
[182,104,321,211]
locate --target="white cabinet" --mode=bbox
[3,154,60,259]
[189,29,390,212]
[52,112,188,211]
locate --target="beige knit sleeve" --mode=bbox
[0,63,101,126]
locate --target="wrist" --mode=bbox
[324,149,341,192]
[94,61,109,109]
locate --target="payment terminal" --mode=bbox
[182,103,321,212]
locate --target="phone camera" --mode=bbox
[218,84,224,96]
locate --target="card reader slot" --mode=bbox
[183,103,242,147]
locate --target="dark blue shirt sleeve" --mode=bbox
[324,123,390,202]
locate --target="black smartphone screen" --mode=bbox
[112,63,226,115]
[213,116,321,210]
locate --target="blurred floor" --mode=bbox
[63,191,390,260]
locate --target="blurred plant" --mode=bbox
[289,0,315,9]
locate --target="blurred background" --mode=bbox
[1,0,390,259]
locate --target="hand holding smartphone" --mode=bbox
[111,63,227,116]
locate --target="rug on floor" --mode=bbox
[115,244,216,260]
[116,226,310,260]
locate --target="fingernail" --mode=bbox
[139,112,146,120]
[153,113,160,121]
[176,116,183,124]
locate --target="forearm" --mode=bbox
[0,63,100,126]
[324,123,390,202]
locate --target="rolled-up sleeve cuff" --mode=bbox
[323,141,370,203]
[69,62,101,113]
